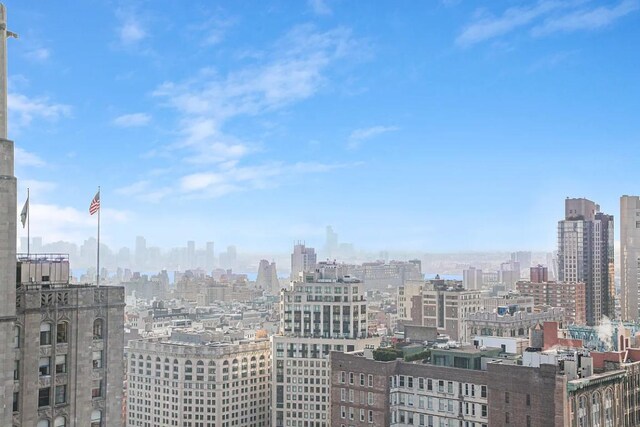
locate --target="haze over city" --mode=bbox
[6,0,640,252]
[4,2,640,427]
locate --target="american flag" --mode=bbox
[89,190,100,215]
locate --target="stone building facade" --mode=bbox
[126,337,270,427]
[12,255,125,427]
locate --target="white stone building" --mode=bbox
[126,335,271,427]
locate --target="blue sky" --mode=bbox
[5,0,640,253]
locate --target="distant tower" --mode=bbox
[463,266,483,290]
[621,195,640,321]
[325,226,338,258]
[187,240,195,269]
[205,241,215,271]
[256,259,279,293]
[0,5,18,424]
[290,242,317,281]
[135,236,147,269]
[558,198,614,325]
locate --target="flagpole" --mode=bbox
[97,186,100,286]
[27,187,30,256]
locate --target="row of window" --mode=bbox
[339,371,374,387]
[13,319,104,348]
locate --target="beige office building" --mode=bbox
[621,195,640,321]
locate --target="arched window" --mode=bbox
[93,319,104,340]
[592,392,601,427]
[604,389,614,426]
[56,322,68,344]
[54,416,66,427]
[13,325,20,348]
[40,323,52,345]
[578,396,588,427]
[90,410,102,427]
[36,420,50,427]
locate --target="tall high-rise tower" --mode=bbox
[290,242,316,280]
[0,4,17,424]
[621,195,640,321]
[558,198,615,325]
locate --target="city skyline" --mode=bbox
[6,1,640,252]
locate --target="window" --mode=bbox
[14,360,19,380]
[12,391,18,412]
[55,355,67,374]
[340,371,346,383]
[93,319,104,340]
[360,373,365,386]
[40,323,52,345]
[37,421,50,427]
[13,325,20,348]
[54,417,66,427]
[55,385,67,405]
[92,380,102,398]
[526,394,531,406]
[505,392,510,403]
[92,350,103,369]
[39,357,51,376]
[368,374,373,387]
[481,385,487,398]
[505,412,510,424]
[349,372,354,384]
[91,410,102,427]
[38,387,50,407]
[56,322,68,344]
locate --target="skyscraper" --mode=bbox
[205,241,215,271]
[0,9,125,424]
[0,7,18,424]
[463,266,483,290]
[325,226,338,258]
[290,242,317,280]
[187,240,195,269]
[272,262,380,427]
[558,198,615,325]
[621,195,640,321]
[135,235,147,269]
[256,259,279,293]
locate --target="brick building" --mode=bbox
[516,281,586,325]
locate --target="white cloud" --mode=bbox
[116,8,147,46]
[8,93,71,130]
[456,1,563,46]
[113,113,151,127]
[457,0,639,46]
[532,0,639,36]
[347,125,398,150]
[131,24,366,201]
[18,179,58,196]
[15,147,46,167]
[24,48,51,62]
[16,203,130,244]
[309,0,332,15]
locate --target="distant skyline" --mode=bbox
[5,0,640,252]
